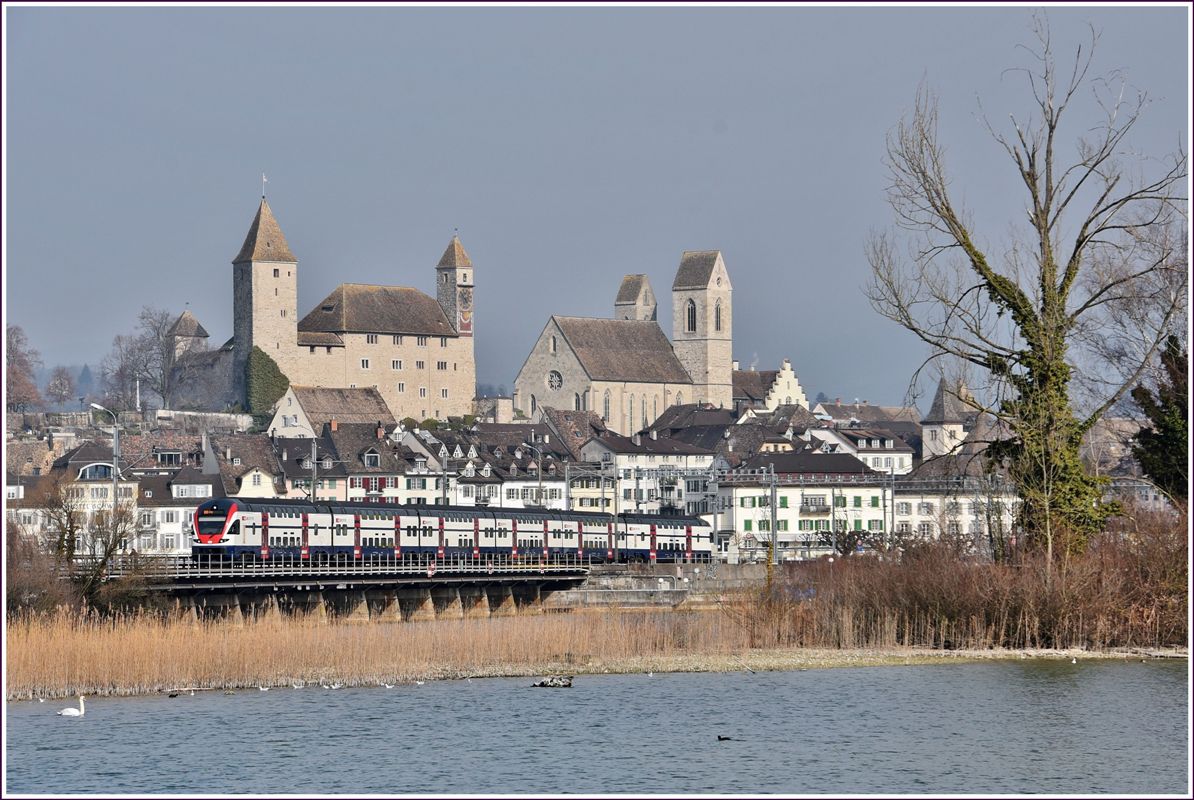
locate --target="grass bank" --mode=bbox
[6,608,1185,701]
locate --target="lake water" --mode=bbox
[5,660,1189,795]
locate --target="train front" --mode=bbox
[191,498,241,560]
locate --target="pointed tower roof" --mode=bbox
[167,310,209,339]
[437,235,472,268]
[924,379,973,425]
[616,274,653,304]
[672,250,725,290]
[233,198,296,264]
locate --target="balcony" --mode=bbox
[799,504,830,514]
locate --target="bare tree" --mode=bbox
[101,306,203,410]
[45,366,76,407]
[6,325,42,411]
[866,17,1187,569]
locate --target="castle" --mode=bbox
[170,198,477,421]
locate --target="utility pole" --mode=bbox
[769,464,778,567]
[311,439,318,500]
[91,403,121,553]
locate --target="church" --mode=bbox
[513,251,733,435]
[169,198,477,421]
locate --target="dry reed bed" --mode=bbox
[8,608,1182,701]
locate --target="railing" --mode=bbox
[69,553,594,581]
[798,504,830,514]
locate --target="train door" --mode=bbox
[511,519,519,557]
[542,519,549,560]
[260,512,271,560]
[353,514,362,560]
[437,517,445,558]
[301,513,309,560]
[685,524,693,563]
[393,516,402,559]
[607,520,615,561]
[577,520,584,559]
[473,517,481,559]
[649,523,657,563]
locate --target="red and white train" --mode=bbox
[192,498,715,563]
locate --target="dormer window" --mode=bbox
[232,457,241,466]
[156,451,182,467]
[481,464,491,477]
[364,452,381,468]
[323,457,332,469]
[302,459,311,469]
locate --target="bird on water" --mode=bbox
[717,735,732,741]
[57,696,85,717]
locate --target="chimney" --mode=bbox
[732,360,740,370]
[835,397,841,404]
[650,430,658,440]
[225,447,231,461]
[331,419,338,432]
[282,449,288,462]
[376,420,384,440]
[544,434,550,444]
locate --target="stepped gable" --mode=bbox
[553,316,691,384]
[233,198,296,263]
[298,284,455,337]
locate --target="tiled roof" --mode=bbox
[291,386,394,430]
[118,431,206,469]
[298,284,455,337]
[274,435,346,480]
[615,274,650,304]
[649,403,736,432]
[327,424,408,474]
[739,452,872,475]
[672,250,722,290]
[733,370,779,403]
[554,316,691,384]
[233,199,296,263]
[296,331,345,347]
[209,434,282,495]
[167,310,209,339]
[437,235,472,268]
[817,402,920,425]
[587,432,714,456]
[924,379,975,425]
[539,407,607,460]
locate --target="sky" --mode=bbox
[3,4,1189,412]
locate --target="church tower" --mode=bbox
[436,235,474,336]
[232,198,298,401]
[614,274,657,320]
[672,250,733,408]
[922,378,973,458]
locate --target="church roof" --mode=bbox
[167,310,209,339]
[437,235,472,268]
[672,250,722,290]
[924,379,974,425]
[233,198,296,264]
[733,370,779,403]
[298,284,456,337]
[552,316,692,384]
[616,274,650,304]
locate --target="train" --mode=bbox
[191,497,715,564]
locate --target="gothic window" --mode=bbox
[653,395,658,422]
[547,371,563,390]
[574,393,581,411]
[641,397,647,429]
[676,391,683,406]
[686,299,697,332]
[629,394,635,427]
[715,300,722,332]
[530,395,537,415]
[551,336,557,353]
[603,390,611,421]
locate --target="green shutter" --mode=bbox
[870,496,880,508]
[853,496,862,508]
[779,496,788,508]
[853,519,862,531]
[744,520,752,532]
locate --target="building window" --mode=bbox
[273,268,280,278]
[280,309,286,317]
[418,336,428,347]
[393,335,403,345]
[416,360,425,370]
[361,359,370,369]
[419,387,428,398]
[251,474,262,487]
[437,361,447,370]
[397,382,406,393]
[441,388,449,399]
[575,393,582,411]
[603,391,610,421]
[440,337,448,347]
[551,335,557,354]
[686,299,696,332]
[366,334,378,344]
[392,360,402,370]
[530,395,537,415]
[715,300,722,332]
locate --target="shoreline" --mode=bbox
[7,645,1186,702]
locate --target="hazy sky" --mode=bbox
[4,4,1188,410]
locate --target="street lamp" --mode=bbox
[519,443,545,507]
[90,403,120,552]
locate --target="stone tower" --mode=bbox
[922,378,973,458]
[614,274,657,321]
[232,198,298,401]
[671,250,733,408]
[167,309,210,363]
[436,235,474,336]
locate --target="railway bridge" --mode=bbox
[78,554,592,622]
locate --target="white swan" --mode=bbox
[382,683,394,689]
[415,680,425,686]
[259,686,270,692]
[57,696,85,717]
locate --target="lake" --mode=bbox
[5,660,1188,794]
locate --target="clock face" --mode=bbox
[548,370,563,390]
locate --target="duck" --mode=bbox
[57,696,85,717]
[168,692,179,698]
[717,735,733,741]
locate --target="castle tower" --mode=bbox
[614,274,657,320]
[922,378,973,458]
[232,198,298,400]
[167,309,210,364]
[436,235,474,336]
[672,250,733,408]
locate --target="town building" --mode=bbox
[732,358,809,414]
